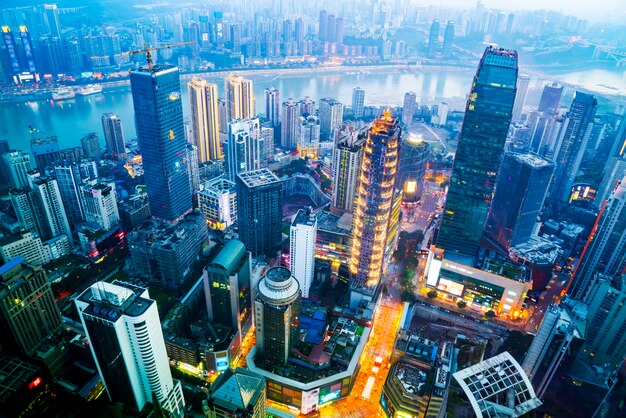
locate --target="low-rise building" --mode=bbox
[424,247,530,317]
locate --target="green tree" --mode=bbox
[427,290,438,299]
[457,300,467,309]
[485,310,496,318]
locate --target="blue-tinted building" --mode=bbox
[437,46,518,262]
[130,65,191,222]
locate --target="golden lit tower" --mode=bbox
[188,78,221,162]
[225,74,255,122]
[349,110,401,294]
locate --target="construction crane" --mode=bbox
[128,42,194,72]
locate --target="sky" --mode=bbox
[426,0,626,22]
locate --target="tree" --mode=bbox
[485,310,496,318]
[427,290,438,299]
[457,300,467,309]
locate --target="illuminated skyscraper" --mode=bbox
[264,87,280,129]
[352,87,365,119]
[548,92,597,206]
[188,78,221,163]
[569,177,626,300]
[101,113,126,160]
[225,74,255,121]
[437,47,518,261]
[130,64,191,222]
[349,110,401,299]
[281,98,299,150]
[43,4,61,38]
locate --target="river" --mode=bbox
[0,66,624,151]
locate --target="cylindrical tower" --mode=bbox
[254,266,301,366]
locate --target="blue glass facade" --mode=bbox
[437,46,518,261]
[130,65,191,222]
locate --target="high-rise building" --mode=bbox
[186,143,200,194]
[31,135,60,171]
[319,10,328,42]
[3,151,32,189]
[76,281,185,415]
[349,110,401,297]
[484,152,554,251]
[352,87,365,119]
[296,115,320,159]
[442,21,454,58]
[0,257,61,356]
[225,74,254,121]
[225,118,261,182]
[548,92,597,205]
[130,64,192,223]
[236,169,283,257]
[1,25,36,76]
[265,87,280,129]
[522,301,585,397]
[427,20,440,58]
[569,177,626,300]
[29,175,72,240]
[259,126,274,165]
[54,160,97,228]
[396,134,430,203]
[188,79,221,163]
[80,180,120,231]
[437,47,518,262]
[319,98,344,140]
[43,4,61,38]
[538,82,563,113]
[298,96,316,116]
[596,156,626,208]
[0,139,9,184]
[281,98,299,150]
[101,113,126,160]
[402,91,417,126]
[254,266,301,366]
[332,126,365,213]
[10,188,47,239]
[580,275,626,369]
[203,240,252,336]
[289,208,317,298]
[80,133,100,160]
[0,231,50,266]
[205,368,266,418]
[512,74,530,123]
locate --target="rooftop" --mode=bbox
[509,236,561,266]
[0,355,40,403]
[453,351,541,418]
[316,211,351,235]
[257,267,300,305]
[210,240,247,274]
[237,168,281,188]
[78,280,153,321]
[210,368,265,412]
[510,152,553,168]
[292,207,316,227]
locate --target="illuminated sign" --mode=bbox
[169,91,180,101]
[301,388,320,414]
[28,377,42,389]
[319,390,340,404]
[437,278,464,297]
[404,180,417,195]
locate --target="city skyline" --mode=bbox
[0,0,625,416]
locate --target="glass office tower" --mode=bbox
[130,65,191,222]
[437,46,518,262]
